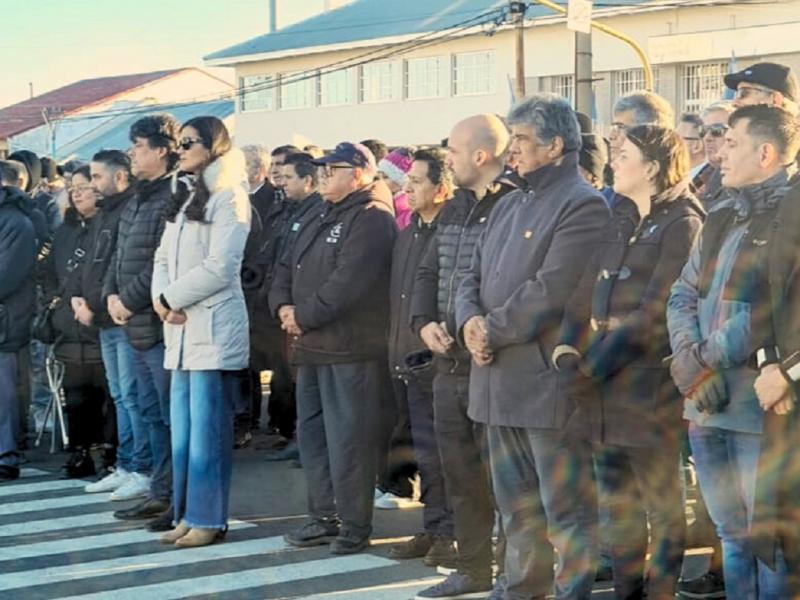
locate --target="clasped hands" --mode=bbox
[152,296,186,325]
[278,305,302,336]
[463,315,493,367]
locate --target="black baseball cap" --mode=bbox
[724,62,799,102]
[312,142,376,169]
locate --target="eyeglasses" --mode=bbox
[610,122,629,135]
[177,137,203,151]
[735,85,772,100]
[701,124,728,138]
[319,164,353,178]
[71,184,93,195]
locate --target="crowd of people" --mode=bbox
[1,59,800,600]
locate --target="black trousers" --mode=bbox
[63,362,115,451]
[432,371,495,579]
[243,337,296,438]
[376,374,417,497]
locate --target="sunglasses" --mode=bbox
[701,124,728,138]
[178,137,203,151]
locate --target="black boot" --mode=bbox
[61,448,96,479]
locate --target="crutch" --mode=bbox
[35,351,69,452]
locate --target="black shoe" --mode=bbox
[595,564,614,582]
[114,498,171,520]
[424,536,458,568]
[146,506,174,532]
[0,465,20,481]
[389,532,433,559]
[284,519,341,547]
[414,572,492,599]
[60,449,96,479]
[330,534,370,555]
[265,440,299,461]
[678,572,726,598]
[234,429,252,449]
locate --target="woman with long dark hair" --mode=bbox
[152,116,250,547]
[557,125,704,599]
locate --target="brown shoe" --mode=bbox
[160,521,190,544]
[174,527,226,548]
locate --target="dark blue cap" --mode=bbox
[312,142,376,169]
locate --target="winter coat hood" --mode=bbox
[8,150,41,193]
[203,147,248,197]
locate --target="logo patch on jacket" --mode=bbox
[326,223,343,244]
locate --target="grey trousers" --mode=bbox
[488,425,598,600]
[296,361,381,540]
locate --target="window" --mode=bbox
[405,56,445,99]
[453,51,495,96]
[279,72,315,110]
[239,74,274,112]
[360,62,398,103]
[614,68,661,100]
[553,75,574,105]
[682,62,727,113]
[320,68,355,106]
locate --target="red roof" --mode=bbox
[0,69,186,139]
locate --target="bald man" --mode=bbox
[411,114,518,599]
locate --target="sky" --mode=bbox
[0,0,326,109]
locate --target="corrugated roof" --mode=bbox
[64,99,235,162]
[0,69,185,139]
[205,0,654,63]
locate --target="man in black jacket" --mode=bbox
[269,142,397,555]
[0,184,37,481]
[456,96,608,600]
[75,151,153,497]
[385,148,457,566]
[411,114,516,600]
[103,115,179,526]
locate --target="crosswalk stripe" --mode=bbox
[297,577,442,599]
[0,478,88,498]
[0,536,290,592]
[19,468,53,478]
[0,511,120,538]
[0,492,111,516]
[55,555,399,600]
[0,521,256,560]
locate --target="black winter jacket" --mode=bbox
[0,186,37,352]
[77,187,135,330]
[560,187,704,445]
[389,212,440,377]
[103,174,173,351]
[269,182,397,364]
[43,208,102,364]
[411,179,516,374]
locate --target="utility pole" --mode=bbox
[510,1,527,102]
[269,0,278,33]
[574,30,593,114]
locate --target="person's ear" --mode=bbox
[549,137,565,158]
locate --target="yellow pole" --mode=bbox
[530,0,654,91]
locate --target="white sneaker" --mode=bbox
[374,488,384,501]
[109,472,150,501]
[85,468,130,493]
[375,491,424,510]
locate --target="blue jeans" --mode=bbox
[170,370,235,528]
[689,424,788,599]
[133,342,171,502]
[0,352,20,468]
[28,339,51,419]
[99,327,149,473]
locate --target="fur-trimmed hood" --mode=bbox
[203,147,248,195]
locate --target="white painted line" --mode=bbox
[56,554,398,600]
[0,492,110,516]
[298,577,442,599]
[0,521,256,560]
[19,468,54,478]
[0,478,88,498]
[0,512,121,538]
[0,536,291,592]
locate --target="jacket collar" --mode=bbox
[523,151,580,193]
[203,148,247,195]
[135,171,174,200]
[730,168,792,216]
[0,185,33,216]
[97,185,135,212]
[323,181,392,220]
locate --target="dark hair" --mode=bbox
[360,139,388,162]
[129,114,180,169]
[729,104,800,163]
[283,152,318,186]
[92,149,132,178]
[680,113,704,130]
[271,144,301,158]
[72,164,92,182]
[625,125,690,195]
[0,160,25,187]
[40,156,58,183]
[412,147,453,196]
[170,116,232,223]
